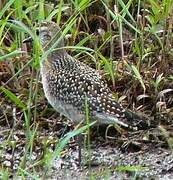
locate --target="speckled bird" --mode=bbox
[37,21,146,130]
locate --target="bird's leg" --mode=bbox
[77,134,83,167]
[74,121,84,167]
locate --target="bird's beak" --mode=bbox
[7,19,34,44]
[23,36,33,43]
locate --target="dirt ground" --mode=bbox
[1,115,173,179]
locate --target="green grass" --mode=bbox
[0,0,173,179]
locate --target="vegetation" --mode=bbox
[0,0,173,179]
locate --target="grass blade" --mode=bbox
[0,86,27,110]
[131,65,145,92]
[0,0,15,19]
[0,50,25,61]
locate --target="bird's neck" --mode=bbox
[44,49,73,70]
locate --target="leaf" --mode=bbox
[0,86,27,110]
[101,0,141,34]
[158,89,173,98]
[98,53,115,87]
[136,94,150,101]
[0,50,25,61]
[116,165,146,171]
[0,0,15,19]
[131,65,145,92]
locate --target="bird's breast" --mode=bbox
[40,65,85,122]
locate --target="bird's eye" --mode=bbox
[36,29,39,36]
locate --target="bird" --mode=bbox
[27,21,148,130]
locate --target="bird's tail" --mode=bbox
[94,110,151,130]
[124,110,151,130]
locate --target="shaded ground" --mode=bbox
[51,146,173,179]
[0,1,173,178]
[0,113,173,179]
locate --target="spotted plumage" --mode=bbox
[37,21,146,130]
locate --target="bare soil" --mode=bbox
[0,114,173,179]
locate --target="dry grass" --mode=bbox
[0,0,173,179]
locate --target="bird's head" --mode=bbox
[38,21,64,50]
[23,21,64,51]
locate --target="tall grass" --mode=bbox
[0,0,173,179]
[0,0,97,178]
